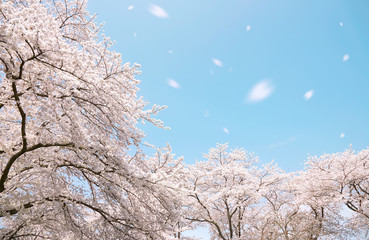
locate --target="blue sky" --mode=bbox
[87,0,369,173]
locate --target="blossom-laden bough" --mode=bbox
[0,0,183,239]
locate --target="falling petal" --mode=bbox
[343,54,350,62]
[149,4,169,18]
[304,90,314,100]
[246,80,274,103]
[168,79,180,89]
[212,58,223,67]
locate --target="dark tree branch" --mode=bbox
[0,202,34,217]
[0,142,74,193]
[11,81,27,150]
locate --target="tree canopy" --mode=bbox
[0,0,181,239]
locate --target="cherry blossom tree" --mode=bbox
[259,171,349,240]
[304,148,369,238]
[0,0,183,239]
[256,148,369,240]
[184,143,283,240]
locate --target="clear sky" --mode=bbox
[86,0,369,171]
